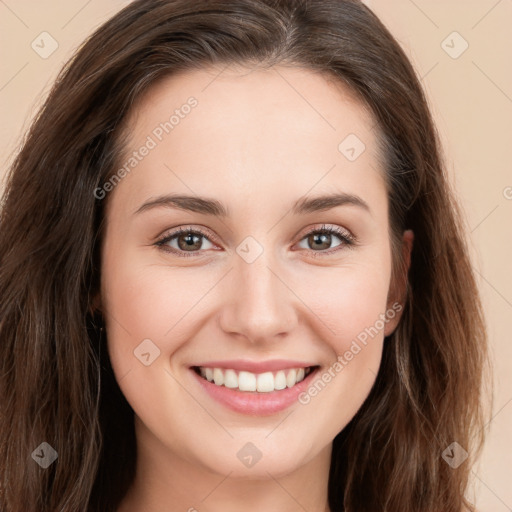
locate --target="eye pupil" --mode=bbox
[309,233,331,250]
[178,233,202,251]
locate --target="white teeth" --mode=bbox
[238,371,256,391]
[256,372,274,393]
[274,370,287,390]
[213,368,224,386]
[286,369,297,388]
[224,369,238,388]
[196,366,312,392]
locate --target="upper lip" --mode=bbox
[191,359,317,373]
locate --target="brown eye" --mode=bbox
[307,232,333,251]
[177,232,204,251]
[156,228,215,256]
[297,226,353,253]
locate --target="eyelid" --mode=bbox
[153,225,218,258]
[155,223,356,257]
[293,224,356,257]
[296,223,355,244]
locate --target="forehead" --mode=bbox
[125,64,377,149]
[110,65,386,216]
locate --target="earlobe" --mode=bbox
[384,229,414,336]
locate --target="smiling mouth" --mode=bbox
[192,365,319,393]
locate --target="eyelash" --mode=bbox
[154,224,356,258]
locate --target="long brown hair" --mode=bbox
[0,1,490,510]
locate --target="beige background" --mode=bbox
[1,1,510,509]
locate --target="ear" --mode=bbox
[384,229,414,336]
[89,292,103,316]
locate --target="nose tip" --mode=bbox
[218,258,298,344]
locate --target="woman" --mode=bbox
[0,1,489,511]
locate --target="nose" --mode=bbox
[218,249,299,345]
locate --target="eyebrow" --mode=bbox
[133,192,370,217]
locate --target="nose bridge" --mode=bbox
[219,244,297,342]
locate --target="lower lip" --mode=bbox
[190,367,319,416]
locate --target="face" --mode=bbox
[99,65,410,479]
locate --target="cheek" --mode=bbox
[290,262,391,431]
[300,262,391,352]
[100,253,218,444]
[101,254,216,366]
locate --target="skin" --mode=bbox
[98,64,413,512]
